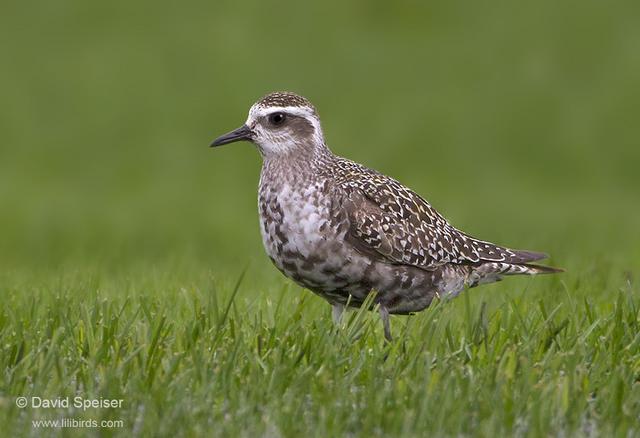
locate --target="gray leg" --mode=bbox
[332,303,345,325]
[379,305,392,342]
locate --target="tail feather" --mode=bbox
[467,261,563,287]
[518,263,564,275]
[467,236,550,264]
[511,250,549,263]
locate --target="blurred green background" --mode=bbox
[1,0,639,281]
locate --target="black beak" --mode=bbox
[210,125,253,147]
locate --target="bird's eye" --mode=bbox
[268,112,286,126]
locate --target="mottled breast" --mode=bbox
[258,178,350,291]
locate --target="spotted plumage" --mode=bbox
[211,91,562,340]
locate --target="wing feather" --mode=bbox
[333,158,546,270]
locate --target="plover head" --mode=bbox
[211,92,325,157]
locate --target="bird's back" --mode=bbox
[325,156,561,279]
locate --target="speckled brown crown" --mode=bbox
[256,92,317,114]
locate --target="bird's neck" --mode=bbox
[260,143,335,188]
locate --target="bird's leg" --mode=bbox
[332,303,345,325]
[379,305,393,342]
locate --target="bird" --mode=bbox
[211,91,562,341]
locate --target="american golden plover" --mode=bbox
[211,92,561,340]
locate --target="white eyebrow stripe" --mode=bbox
[249,105,315,120]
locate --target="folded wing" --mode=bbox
[336,161,547,270]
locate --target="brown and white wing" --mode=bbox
[339,169,547,270]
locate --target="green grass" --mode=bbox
[1,263,639,436]
[1,0,640,435]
